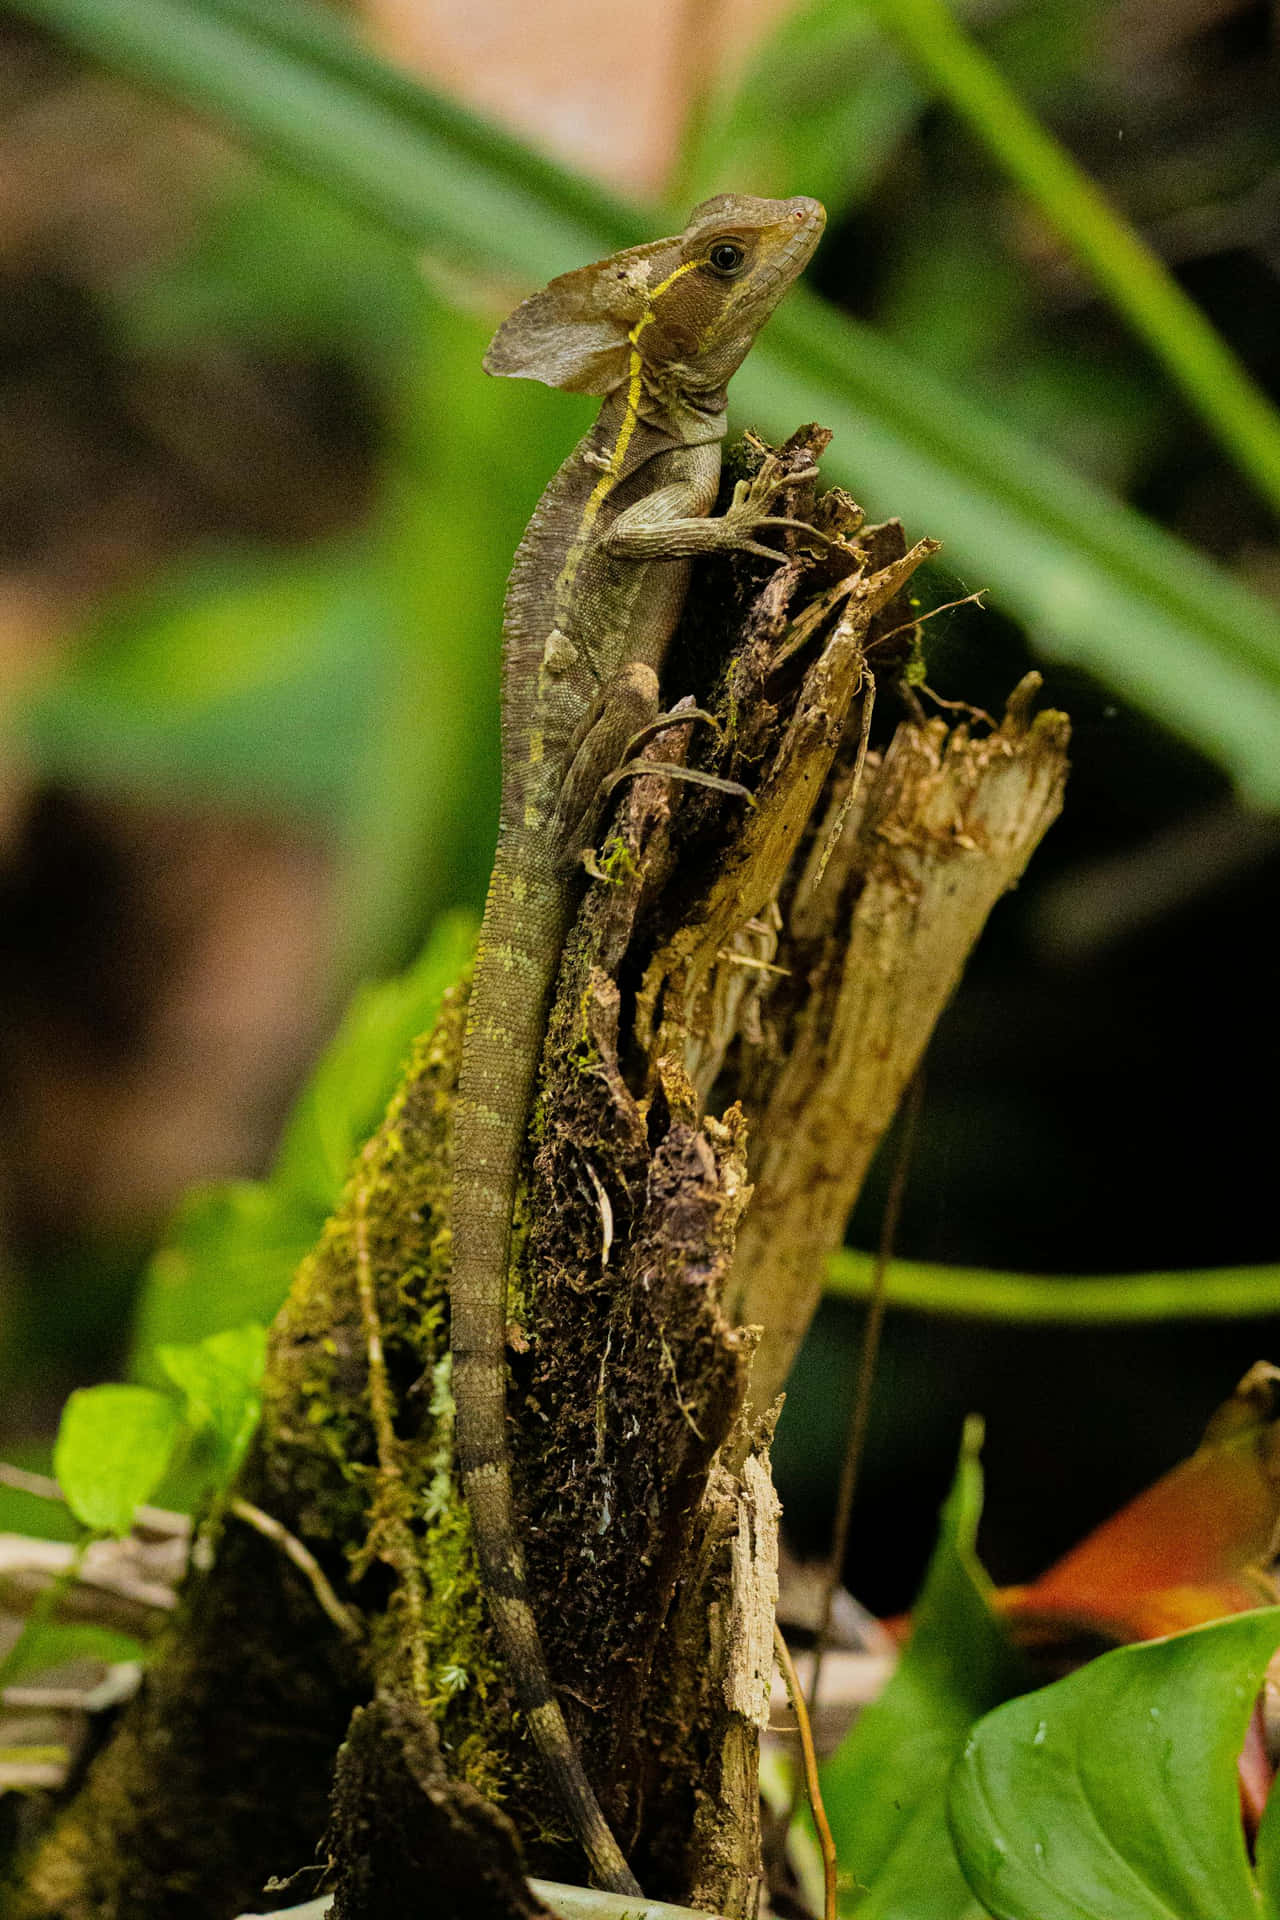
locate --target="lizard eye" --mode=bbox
[707,240,746,276]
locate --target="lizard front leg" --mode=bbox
[604,455,829,564]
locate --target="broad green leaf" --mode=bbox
[10,0,1280,800]
[949,1608,1280,1920]
[53,1386,183,1536]
[17,545,389,823]
[132,1182,318,1365]
[0,1623,146,1689]
[821,1419,1024,1915]
[826,1248,1280,1322]
[155,1325,268,1470]
[130,912,475,1369]
[272,909,475,1211]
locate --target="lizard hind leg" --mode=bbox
[551,661,661,864]
[601,697,753,812]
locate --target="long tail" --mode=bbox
[451,850,641,1896]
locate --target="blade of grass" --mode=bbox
[859,0,1280,520]
[12,0,1280,801]
[826,1249,1280,1322]
[10,0,640,284]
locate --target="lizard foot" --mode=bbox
[600,759,754,805]
[723,454,834,556]
[623,703,722,760]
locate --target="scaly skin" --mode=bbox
[452,194,826,1894]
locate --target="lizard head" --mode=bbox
[484,195,825,401]
[634,194,826,397]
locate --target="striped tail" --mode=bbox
[452,850,641,1896]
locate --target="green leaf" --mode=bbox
[949,1607,1280,1920]
[821,1418,1024,1915]
[132,1182,318,1366]
[155,1325,267,1470]
[53,1386,183,1536]
[129,912,475,1369]
[0,1623,146,1689]
[17,544,391,824]
[272,909,475,1212]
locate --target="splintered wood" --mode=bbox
[729,672,1069,1413]
[514,428,1068,1909]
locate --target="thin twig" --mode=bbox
[228,1498,361,1643]
[0,1462,188,1540]
[773,1622,838,1920]
[814,667,875,888]
[866,589,988,658]
[0,1463,65,1503]
[805,1069,925,1730]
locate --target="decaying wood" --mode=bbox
[325,1698,550,1920]
[728,671,1070,1415]
[5,429,1068,1919]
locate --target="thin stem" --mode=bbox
[0,1540,89,1694]
[825,1252,1280,1323]
[228,1498,361,1642]
[773,1623,838,1920]
[807,1073,924,1719]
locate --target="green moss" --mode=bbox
[595,832,638,884]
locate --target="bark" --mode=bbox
[5,429,1068,1919]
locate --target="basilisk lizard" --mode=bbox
[453,193,827,1894]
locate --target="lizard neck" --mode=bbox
[589,383,727,474]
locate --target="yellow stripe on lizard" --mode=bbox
[553,258,705,611]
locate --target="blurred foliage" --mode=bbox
[131,910,474,1367]
[0,0,1277,1617]
[7,0,1280,801]
[0,912,470,1541]
[13,168,585,973]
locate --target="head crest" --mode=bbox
[483,237,678,393]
